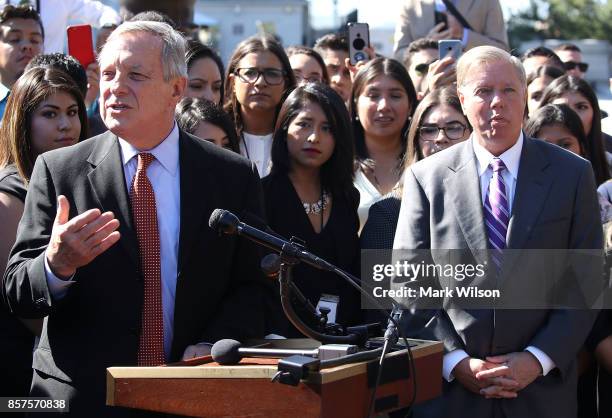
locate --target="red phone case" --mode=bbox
[67,24,95,68]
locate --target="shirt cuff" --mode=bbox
[44,256,74,300]
[443,349,469,382]
[461,28,469,47]
[525,346,555,376]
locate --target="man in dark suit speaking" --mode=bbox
[3,21,269,416]
[393,46,603,417]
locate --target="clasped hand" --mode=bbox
[453,352,542,399]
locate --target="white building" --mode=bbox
[195,0,309,63]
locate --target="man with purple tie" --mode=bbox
[393,46,603,417]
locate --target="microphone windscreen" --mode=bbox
[211,339,242,365]
[209,209,239,234]
[261,253,281,277]
[208,209,227,230]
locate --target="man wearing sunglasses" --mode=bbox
[554,43,588,78]
[403,38,438,100]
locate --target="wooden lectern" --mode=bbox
[107,339,443,417]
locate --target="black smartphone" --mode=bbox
[434,10,448,30]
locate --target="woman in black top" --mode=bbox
[263,83,361,337]
[0,67,88,399]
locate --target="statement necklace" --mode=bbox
[303,190,330,215]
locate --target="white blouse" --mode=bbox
[354,169,386,232]
[240,132,273,177]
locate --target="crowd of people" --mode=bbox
[0,1,611,417]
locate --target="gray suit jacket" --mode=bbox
[393,0,508,59]
[393,137,603,418]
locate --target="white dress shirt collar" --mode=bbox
[118,122,180,175]
[472,131,523,182]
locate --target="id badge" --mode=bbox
[316,294,340,324]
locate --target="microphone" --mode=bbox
[211,339,318,365]
[209,209,335,271]
[210,339,359,365]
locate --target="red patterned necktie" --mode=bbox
[130,153,164,366]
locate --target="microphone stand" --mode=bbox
[277,250,368,345]
[210,209,418,414]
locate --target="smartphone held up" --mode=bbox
[67,24,95,68]
[347,22,370,66]
[438,39,462,61]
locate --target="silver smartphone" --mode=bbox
[348,22,370,65]
[438,39,463,61]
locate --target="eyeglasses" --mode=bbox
[295,74,322,84]
[563,61,589,72]
[414,61,436,76]
[419,123,468,141]
[235,67,286,85]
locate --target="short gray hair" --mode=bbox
[98,21,187,81]
[457,46,526,90]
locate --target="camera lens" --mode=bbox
[353,38,366,50]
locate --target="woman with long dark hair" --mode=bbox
[176,97,240,153]
[263,82,360,336]
[286,46,329,85]
[361,86,471,250]
[224,35,296,177]
[350,57,417,229]
[525,104,588,158]
[184,40,225,106]
[539,75,610,185]
[0,67,88,400]
[526,65,564,116]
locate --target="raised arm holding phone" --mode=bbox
[393,0,508,60]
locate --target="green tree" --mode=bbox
[507,0,612,50]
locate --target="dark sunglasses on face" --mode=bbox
[414,61,436,76]
[564,61,589,72]
[235,67,286,85]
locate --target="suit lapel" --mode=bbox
[444,141,489,265]
[177,131,214,276]
[86,132,139,268]
[506,136,552,250]
[498,136,551,282]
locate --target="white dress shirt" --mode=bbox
[45,123,181,360]
[443,133,556,381]
[239,132,273,177]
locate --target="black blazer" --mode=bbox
[262,172,362,337]
[0,165,34,399]
[360,193,402,250]
[2,130,270,417]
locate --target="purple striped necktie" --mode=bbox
[484,158,509,269]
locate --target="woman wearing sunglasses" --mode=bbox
[225,35,297,177]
